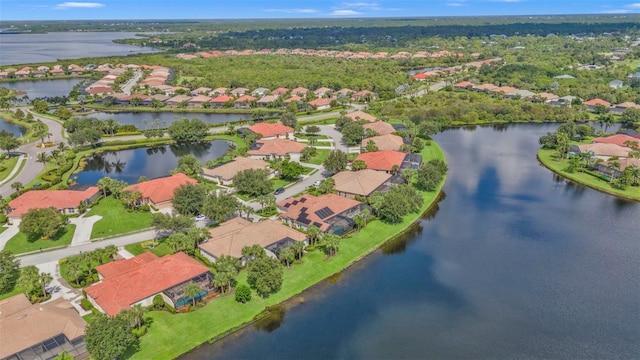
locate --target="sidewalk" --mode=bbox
[37,261,91,316]
[0,154,26,187]
[0,223,20,250]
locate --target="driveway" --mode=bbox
[68,215,102,246]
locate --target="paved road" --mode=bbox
[121,71,143,95]
[406,81,448,98]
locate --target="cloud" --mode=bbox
[55,2,105,9]
[263,8,319,14]
[601,9,631,13]
[447,1,467,6]
[331,9,362,15]
[340,2,380,8]
[625,3,640,9]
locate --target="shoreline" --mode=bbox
[129,143,447,360]
[536,149,639,202]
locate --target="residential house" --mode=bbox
[0,295,88,360]
[277,194,366,235]
[351,90,377,102]
[473,83,500,93]
[165,94,192,107]
[505,89,536,99]
[593,157,640,179]
[344,110,377,123]
[454,81,476,89]
[355,150,407,173]
[307,98,332,110]
[549,95,577,107]
[361,134,405,151]
[187,95,212,107]
[123,173,197,210]
[211,87,229,96]
[191,87,212,96]
[248,123,294,139]
[313,87,332,98]
[230,87,249,97]
[86,86,113,96]
[584,98,611,112]
[271,87,289,97]
[50,68,65,76]
[233,95,256,108]
[363,121,396,136]
[201,157,273,185]
[610,102,640,114]
[7,186,100,221]
[332,169,393,199]
[257,95,279,107]
[210,94,233,107]
[573,143,632,160]
[86,252,213,316]
[609,80,624,89]
[535,92,559,103]
[592,134,640,148]
[251,87,270,97]
[199,217,307,262]
[284,95,303,104]
[334,88,354,99]
[248,138,306,161]
[291,87,309,97]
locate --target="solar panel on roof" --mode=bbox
[313,222,323,227]
[292,200,299,205]
[284,203,291,208]
[300,207,308,212]
[299,218,311,225]
[315,207,335,219]
[300,197,307,203]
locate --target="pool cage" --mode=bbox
[163,272,214,308]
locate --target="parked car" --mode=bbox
[195,215,207,222]
[274,187,285,195]
[313,180,322,187]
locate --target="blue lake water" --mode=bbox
[183,123,640,359]
[0,32,160,65]
[0,78,85,100]
[75,140,231,185]
[0,119,27,137]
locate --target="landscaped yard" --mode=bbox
[124,239,174,257]
[304,149,330,165]
[4,225,76,254]
[295,133,329,141]
[0,155,19,183]
[86,196,153,239]
[270,177,292,190]
[128,143,447,360]
[538,148,640,200]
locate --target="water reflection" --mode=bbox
[253,305,286,333]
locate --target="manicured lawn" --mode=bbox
[4,225,76,254]
[124,240,174,257]
[128,143,447,360]
[270,177,292,190]
[538,148,640,201]
[305,149,330,165]
[0,155,19,183]
[86,197,153,239]
[0,226,6,235]
[295,133,329,140]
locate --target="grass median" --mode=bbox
[129,142,446,360]
[4,224,76,254]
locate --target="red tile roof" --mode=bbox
[592,134,640,148]
[277,194,361,231]
[8,187,99,217]
[249,123,294,138]
[124,173,197,205]
[584,98,611,107]
[96,252,158,279]
[308,98,332,107]
[85,252,209,316]
[210,94,234,103]
[363,121,396,136]
[344,110,377,123]
[454,81,476,88]
[248,138,306,156]
[356,150,406,172]
[86,86,113,94]
[234,94,256,103]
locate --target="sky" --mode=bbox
[1,0,640,21]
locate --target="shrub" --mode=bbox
[138,204,150,212]
[0,213,6,224]
[152,294,165,309]
[81,298,94,311]
[304,245,316,252]
[132,325,147,338]
[235,284,252,303]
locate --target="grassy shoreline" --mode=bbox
[128,142,446,360]
[537,148,640,201]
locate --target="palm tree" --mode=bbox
[129,304,146,330]
[104,245,118,261]
[321,233,341,257]
[213,255,240,293]
[11,181,23,193]
[183,282,202,308]
[38,272,53,298]
[57,141,68,153]
[292,241,304,260]
[279,247,295,268]
[66,258,84,286]
[306,225,321,246]
[82,252,94,277]
[608,160,621,184]
[354,214,365,232]
[36,152,49,171]
[97,177,112,197]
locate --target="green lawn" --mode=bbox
[0,226,6,235]
[4,225,76,254]
[538,148,640,201]
[0,155,19,183]
[305,149,330,165]
[270,177,292,190]
[124,240,174,257]
[295,133,329,141]
[128,143,446,360]
[86,197,153,239]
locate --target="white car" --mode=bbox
[313,180,322,187]
[195,215,207,222]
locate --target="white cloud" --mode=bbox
[601,9,631,13]
[331,9,362,15]
[625,3,640,8]
[490,0,523,3]
[447,2,467,6]
[55,2,105,9]
[264,8,319,14]
[339,2,380,9]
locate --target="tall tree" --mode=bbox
[172,183,207,216]
[20,207,64,240]
[183,282,202,308]
[233,168,272,197]
[201,192,239,223]
[247,256,284,297]
[280,112,297,128]
[323,150,348,174]
[168,118,209,142]
[85,313,137,360]
[172,155,202,178]
[0,250,20,294]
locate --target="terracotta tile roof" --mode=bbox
[85,252,210,316]
[356,150,406,172]
[592,134,640,148]
[291,87,308,96]
[0,295,87,359]
[454,81,476,88]
[363,121,396,136]
[8,187,99,218]
[584,98,611,107]
[200,217,306,259]
[537,92,559,100]
[614,102,640,109]
[495,86,518,93]
[211,94,234,103]
[474,83,499,91]
[234,94,256,103]
[188,95,212,103]
[248,138,306,156]
[257,95,279,104]
[578,143,632,158]
[249,123,294,138]
[308,98,332,107]
[86,86,113,94]
[202,157,271,181]
[361,134,404,151]
[166,94,192,103]
[271,87,289,96]
[284,95,303,103]
[96,252,158,279]
[124,173,197,205]
[277,194,361,231]
[345,110,377,123]
[332,169,392,197]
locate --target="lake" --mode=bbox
[81,111,254,129]
[0,32,160,66]
[184,123,640,359]
[0,78,85,100]
[0,119,27,137]
[75,140,231,185]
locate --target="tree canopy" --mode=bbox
[168,118,209,142]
